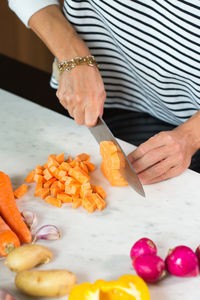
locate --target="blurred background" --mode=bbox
[0,0,66,114]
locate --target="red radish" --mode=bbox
[165,245,199,277]
[132,254,165,284]
[130,238,157,260]
[195,245,200,265]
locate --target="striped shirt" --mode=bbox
[9,0,200,126]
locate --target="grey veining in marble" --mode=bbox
[1,89,200,300]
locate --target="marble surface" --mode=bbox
[1,88,200,300]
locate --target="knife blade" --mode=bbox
[89,116,145,197]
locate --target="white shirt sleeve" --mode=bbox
[8,0,59,28]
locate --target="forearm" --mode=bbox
[29,5,90,62]
[175,110,200,155]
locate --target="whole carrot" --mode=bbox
[0,215,20,256]
[0,171,32,244]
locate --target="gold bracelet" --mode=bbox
[57,55,98,73]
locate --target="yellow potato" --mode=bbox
[15,269,77,297]
[5,244,53,272]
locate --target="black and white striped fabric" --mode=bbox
[50,0,200,126]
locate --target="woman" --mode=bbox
[8,0,200,184]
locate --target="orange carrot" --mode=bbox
[14,184,28,199]
[24,170,35,183]
[0,172,32,244]
[72,196,82,209]
[57,193,73,203]
[0,215,20,256]
[56,152,65,164]
[45,196,62,208]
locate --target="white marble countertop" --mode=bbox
[0,88,200,300]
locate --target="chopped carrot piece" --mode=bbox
[65,183,81,196]
[57,193,73,203]
[75,153,90,162]
[50,186,62,197]
[43,177,56,188]
[79,162,89,174]
[72,196,82,209]
[100,141,118,158]
[65,176,77,186]
[82,195,97,213]
[48,156,60,168]
[43,168,53,181]
[34,174,45,183]
[45,196,62,208]
[24,170,35,183]
[56,153,65,164]
[49,166,59,179]
[69,160,77,168]
[58,170,67,180]
[66,155,73,162]
[40,188,50,200]
[68,167,90,184]
[48,154,56,160]
[84,161,95,172]
[35,165,44,175]
[92,185,106,199]
[60,176,68,183]
[57,181,65,191]
[60,162,71,172]
[14,184,28,199]
[92,193,106,211]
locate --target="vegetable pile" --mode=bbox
[25,152,106,213]
[130,237,200,284]
[0,171,32,257]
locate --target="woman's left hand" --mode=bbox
[127,124,199,184]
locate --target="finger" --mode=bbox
[84,104,99,127]
[73,106,85,125]
[132,144,174,174]
[128,132,169,162]
[142,165,182,184]
[138,157,175,184]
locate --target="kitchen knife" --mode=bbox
[89,116,145,197]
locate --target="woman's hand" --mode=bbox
[128,117,200,184]
[56,65,106,127]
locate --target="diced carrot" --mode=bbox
[65,183,80,196]
[58,170,67,180]
[80,183,92,199]
[34,174,45,183]
[79,162,89,174]
[68,167,90,184]
[66,155,73,162]
[43,168,53,181]
[57,181,65,191]
[82,195,97,213]
[43,177,56,188]
[14,184,28,199]
[48,156,60,168]
[40,188,50,200]
[59,162,71,172]
[45,196,62,208]
[84,161,95,172]
[72,196,82,209]
[92,193,106,211]
[24,170,35,183]
[50,186,61,197]
[57,193,73,203]
[50,180,59,189]
[35,165,44,175]
[60,176,68,183]
[48,154,56,160]
[49,165,59,179]
[56,153,65,164]
[69,160,77,168]
[75,153,90,162]
[65,176,77,186]
[92,185,106,200]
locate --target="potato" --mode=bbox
[15,269,77,297]
[5,244,53,272]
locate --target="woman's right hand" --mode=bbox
[56,62,106,127]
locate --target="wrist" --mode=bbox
[176,111,200,154]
